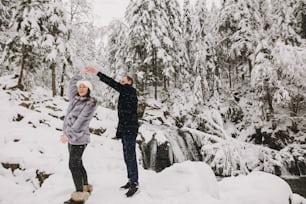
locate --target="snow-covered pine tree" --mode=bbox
[251,39,275,121]
[40,0,71,96]
[65,0,97,70]
[269,0,302,46]
[292,0,306,39]
[216,0,262,89]
[0,0,13,42]
[193,0,208,42]
[0,0,16,74]
[191,0,213,99]
[66,0,92,25]
[106,20,129,79]
[247,0,306,150]
[2,0,46,90]
[258,0,272,32]
[231,0,262,80]
[101,19,129,108]
[191,0,208,73]
[125,0,149,95]
[206,3,220,97]
[125,0,183,99]
[164,0,188,89]
[252,0,306,121]
[271,41,306,115]
[182,0,192,68]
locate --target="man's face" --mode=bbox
[120,76,132,85]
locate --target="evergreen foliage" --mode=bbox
[1,0,306,176]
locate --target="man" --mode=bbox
[85,66,139,197]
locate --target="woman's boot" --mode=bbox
[83,184,93,194]
[64,192,89,204]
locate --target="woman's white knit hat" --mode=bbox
[76,80,93,91]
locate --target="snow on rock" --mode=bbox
[291,193,306,204]
[219,171,293,204]
[145,161,220,200]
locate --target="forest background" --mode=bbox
[1,0,306,177]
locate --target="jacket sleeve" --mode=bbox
[66,98,97,140]
[68,74,82,101]
[97,72,135,95]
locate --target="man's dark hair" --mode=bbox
[126,76,133,85]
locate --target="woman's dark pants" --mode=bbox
[68,144,88,192]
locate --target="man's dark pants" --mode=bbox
[118,129,138,186]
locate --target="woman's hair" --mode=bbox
[85,89,91,97]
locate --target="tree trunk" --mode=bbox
[15,44,28,90]
[51,62,57,97]
[303,14,306,39]
[60,63,66,97]
[174,71,177,88]
[153,48,158,100]
[248,58,252,78]
[228,62,232,89]
[144,65,148,95]
[17,53,25,90]
[164,76,167,91]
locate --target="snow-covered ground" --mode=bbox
[0,76,305,204]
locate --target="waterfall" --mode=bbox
[297,160,306,176]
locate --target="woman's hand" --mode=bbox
[60,134,69,143]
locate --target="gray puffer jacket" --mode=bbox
[63,74,97,145]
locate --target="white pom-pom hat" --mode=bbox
[76,80,93,91]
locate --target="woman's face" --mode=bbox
[78,83,89,97]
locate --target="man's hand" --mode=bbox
[85,66,98,74]
[60,134,69,143]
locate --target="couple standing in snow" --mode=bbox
[60,66,139,204]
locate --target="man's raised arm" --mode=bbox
[85,66,134,94]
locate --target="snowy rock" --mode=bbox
[145,161,220,200]
[219,171,293,204]
[291,193,306,204]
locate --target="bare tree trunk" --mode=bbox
[226,39,232,89]
[144,65,148,95]
[153,48,158,100]
[51,62,57,97]
[60,63,66,96]
[302,14,306,39]
[228,62,232,89]
[17,52,25,90]
[248,58,252,78]
[163,76,167,91]
[167,76,170,88]
[142,75,146,94]
[235,63,239,85]
[174,71,177,88]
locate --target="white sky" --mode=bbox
[91,0,221,27]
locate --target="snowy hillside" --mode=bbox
[0,75,305,204]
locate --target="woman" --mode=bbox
[60,69,97,204]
